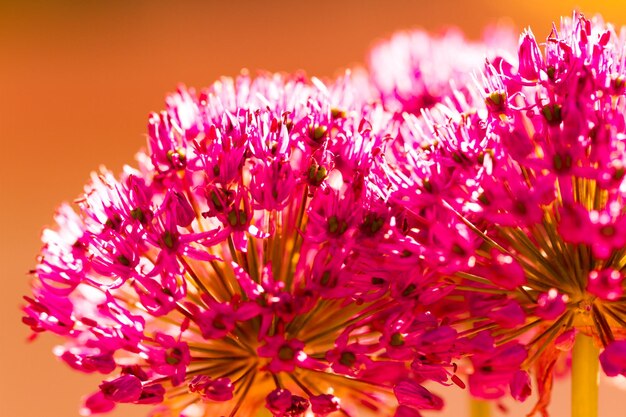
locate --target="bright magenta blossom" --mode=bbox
[382,12,626,414]
[23,73,464,417]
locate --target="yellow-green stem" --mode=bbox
[470,397,491,417]
[571,332,599,417]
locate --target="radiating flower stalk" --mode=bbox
[22,10,626,417]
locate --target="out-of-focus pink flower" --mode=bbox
[368,27,515,113]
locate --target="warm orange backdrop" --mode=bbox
[2,1,626,416]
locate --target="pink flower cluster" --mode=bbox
[23,11,626,417]
[24,73,465,417]
[381,12,626,414]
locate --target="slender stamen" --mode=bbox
[229,368,257,417]
[494,318,543,345]
[458,323,500,338]
[285,185,309,288]
[288,372,314,396]
[591,304,614,346]
[178,255,221,299]
[227,235,241,267]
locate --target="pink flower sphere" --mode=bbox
[23,72,459,417]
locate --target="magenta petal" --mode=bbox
[394,405,423,417]
[310,394,340,415]
[587,268,624,301]
[189,375,234,402]
[487,300,525,328]
[266,388,293,413]
[517,30,542,80]
[135,384,165,404]
[510,370,532,402]
[394,380,443,410]
[488,251,526,290]
[600,340,626,377]
[81,391,116,415]
[99,374,143,403]
[204,377,234,402]
[535,289,567,320]
[555,328,576,351]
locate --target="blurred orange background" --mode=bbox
[2,1,626,416]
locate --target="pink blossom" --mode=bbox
[535,289,568,320]
[310,394,341,415]
[600,340,626,377]
[517,30,542,81]
[265,388,294,415]
[188,375,234,402]
[99,375,143,403]
[393,380,444,410]
[81,392,115,415]
[257,336,315,373]
[59,348,116,374]
[587,268,625,301]
[510,370,532,402]
[469,343,527,399]
[23,70,473,416]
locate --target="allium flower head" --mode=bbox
[23,72,463,416]
[384,12,626,414]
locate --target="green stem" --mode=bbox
[571,332,599,417]
[470,397,491,417]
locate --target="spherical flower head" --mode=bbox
[384,11,626,414]
[23,71,461,416]
[368,26,516,114]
